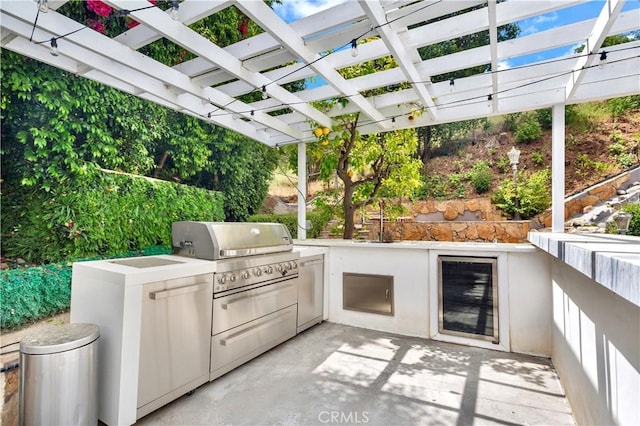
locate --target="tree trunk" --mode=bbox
[342,182,356,239]
[153,151,169,178]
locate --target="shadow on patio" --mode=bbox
[137,322,573,425]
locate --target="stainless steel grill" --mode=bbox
[171,221,299,381]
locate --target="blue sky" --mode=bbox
[272,0,639,85]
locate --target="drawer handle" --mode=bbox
[385,289,389,300]
[150,283,209,300]
[221,282,294,309]
[220,311,291,346]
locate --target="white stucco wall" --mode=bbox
[297,241,552,357]
[550,258,640,426]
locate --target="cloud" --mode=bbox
[533,12,558,24]
[497,60,511,71]
[273,0,347,23]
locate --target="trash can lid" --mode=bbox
[20,323,99,355]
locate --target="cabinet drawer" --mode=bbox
[212,279,297,335]
[210,305,297,381]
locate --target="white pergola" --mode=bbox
[1,0,639,237]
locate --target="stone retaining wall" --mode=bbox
[535,166,639,227]
[371,221,530,243]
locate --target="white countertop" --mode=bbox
[294,239,537,253]
[72,254,218,286]
[528,232,640,307]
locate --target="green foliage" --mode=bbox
[0,246,170,331]
[496,157,511,174]
[416,175,448,200]
[1,7,279,225]
[576,153,611,178]
[621,202,640,236]
[531,151,545,166]
[469,160,493,194]
[492,169,551,219]
[448,173,466,198]
[607,95,640,117]
[536,108,553,130]
[514,117,543,144]
[607,133,639,169]
[248,210,332,239]
[1,171,223,264]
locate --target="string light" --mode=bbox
[262,85,268,100]
[38,0,48,13]
[49,37,59,56]
[599,51,608,69]
[449,78,455,92]
[169,0,180,21]
[350,39,358,58]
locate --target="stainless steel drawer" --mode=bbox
[210,305,297,381]
[212,279,297,335]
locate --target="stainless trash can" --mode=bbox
[19,323,99,426]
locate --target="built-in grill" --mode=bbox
[172,221,299,381]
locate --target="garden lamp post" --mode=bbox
[614,212,632,234]
[507,146,521,220]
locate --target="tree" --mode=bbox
[308,113,422,239]
[1,1,283,222]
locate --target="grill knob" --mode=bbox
[277,264,284,273]
[285,262,292,271]
[254,268,263,277]
[266,265,273,274]
[291,261,298,270]
[218,275,227,285]
[229,273,237,283]
[242,271,250,280]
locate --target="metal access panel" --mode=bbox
[343,273,394,316]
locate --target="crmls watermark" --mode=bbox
[318,411,370,424]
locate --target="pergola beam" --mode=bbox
[359,0,438,122]
[107,0,328,135]
[565,0,625,101]
[235,0,391,131]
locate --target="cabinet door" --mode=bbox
[343,273,393,315]
[298,256,324,326]
[137,275,213,410]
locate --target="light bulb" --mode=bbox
[449,78,455,93]
[261,86,268,100]
[350,39,358,58]
[50,38,59,56]
[169,0,179,20]
[487,94,493,108]
[38,0,48,13]
[599,51,607,69]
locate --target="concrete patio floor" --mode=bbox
[137,322,574,426]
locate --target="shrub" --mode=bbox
[248,211,332,239]
[531,151,545,166]
[1,171,224,264]
[607,95,640,118]
[536,108,553,129]
[469,160,493,194]
[621,202,640,236]
[515,118,542,144]
[0,245,170,331]
[492,169,551,219]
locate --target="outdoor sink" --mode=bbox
[109,257,185,268]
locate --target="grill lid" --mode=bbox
[172,221,293,260]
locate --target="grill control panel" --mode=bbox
[214,260,298,293]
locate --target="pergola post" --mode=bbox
[297,142,307,240]
[552,104,565,233]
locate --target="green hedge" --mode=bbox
[1,170,224,264]
[0,246,171,331]
[248,211,332,239]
